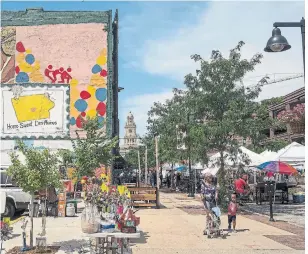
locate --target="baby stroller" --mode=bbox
[205,202,226,239]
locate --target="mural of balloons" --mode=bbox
[74,99,88,112]
[13,42,109,131]
[15,42,44,83]
[15,72,29,82]
[95,88,107,102]
[70,48,108,129]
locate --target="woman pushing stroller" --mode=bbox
[200,173,218,235]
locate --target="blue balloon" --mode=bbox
[92,64,102,74]
[95,88,107,102]
[16,72,29,82]
[74,99,88,112]
[25,54,35,65]
[70,117,76,125]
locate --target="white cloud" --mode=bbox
[140,1,304,94]
[121,1,305,137]
[120,91,174,137]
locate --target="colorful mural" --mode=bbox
[1,23,109,139]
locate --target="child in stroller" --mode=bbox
[205,202,226,238]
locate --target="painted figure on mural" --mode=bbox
[44,65,72,84]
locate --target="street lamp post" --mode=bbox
[264,17,305,76]
[144,145,148,185]
[137,149,141,187]
[187,113,195,198]
[155,135,160,189]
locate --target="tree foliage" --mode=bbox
[7,140,62,248]
[72,117,118,179]
[146,41,270,208]
[7,141,62,193]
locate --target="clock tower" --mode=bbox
[123,111,138,149]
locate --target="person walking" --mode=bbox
[200,173,218,235]
[166,171,171,188]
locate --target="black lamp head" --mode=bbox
[264,27,291,52]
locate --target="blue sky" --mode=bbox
[1,1,305,139]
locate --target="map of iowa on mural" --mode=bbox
[1,85,70,139]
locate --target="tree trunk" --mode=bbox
[30,194,34,248]
[41,189,47,236]
[217,150,228,210]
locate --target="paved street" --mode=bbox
[3,192,305,254]
[241,202,305,228]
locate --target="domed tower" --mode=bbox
[124,111,138,149]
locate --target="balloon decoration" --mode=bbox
[70,48,108,129]
[15,42,44,83]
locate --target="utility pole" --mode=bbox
[145,146,148,185]
[155,136,160,189]
[137,149,141,187]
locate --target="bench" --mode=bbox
[127,187,159,208]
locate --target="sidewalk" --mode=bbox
[2,192,305,254]
[130,192,305,254]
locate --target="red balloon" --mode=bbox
[81,112,86,117]
[76,115,83,128]
[96,102,106,116]
[80,91,91,100]
[16,42,26,53]
[15,66,20,74]
[100,69,108,77]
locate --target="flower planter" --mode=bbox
[290,122,305,134]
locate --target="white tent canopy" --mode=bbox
[202,146,266,176]
[270,142,305,163]
[208,146,265,167]
[260,150,278,161]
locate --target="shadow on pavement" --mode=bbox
[52,239,88,253]
[222,228,250,232]
[130,231,149,245]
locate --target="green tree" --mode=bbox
[7,141,61,248]
[72,116,118,179]
[184,41,263,208]
[124,149,139,168]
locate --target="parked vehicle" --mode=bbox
[0,167,31,218]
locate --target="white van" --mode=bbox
[0,167,31,218]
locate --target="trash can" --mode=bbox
[66,203,76,217]
[293,194,305,203]
[66,200,78,213]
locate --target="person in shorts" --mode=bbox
[228,193,239,232]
